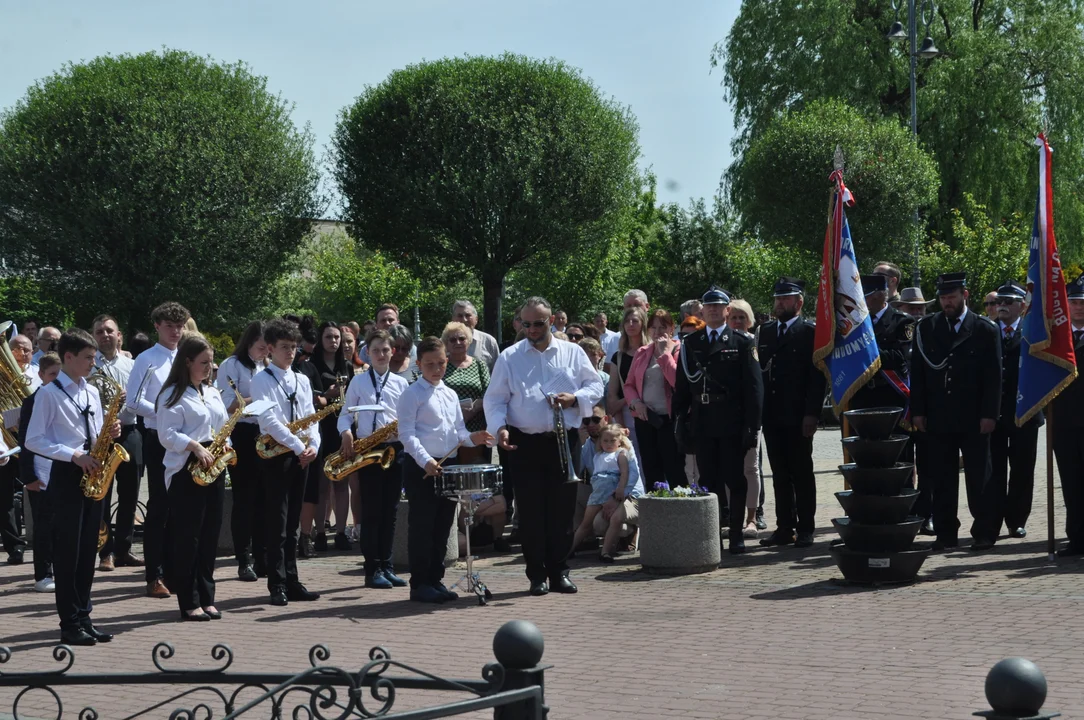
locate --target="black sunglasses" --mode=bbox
[983,301,997,307]
[582,416,602,425]
[995,298,1019,306]
[522,320,549,329]
[567,333,584,340]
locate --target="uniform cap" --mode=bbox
[701,286,730,306]
[772,277,806,297]
[935,272,967,294]
[995,280,1026,301]
[860,274,888,296]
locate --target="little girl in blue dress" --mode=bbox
[574,423,638,562]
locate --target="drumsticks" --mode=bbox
[435,441,465,468]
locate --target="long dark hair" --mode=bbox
[232,320,265,370]
[313,321,349,379]
[158,334,213,410]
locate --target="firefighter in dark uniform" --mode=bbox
[757,277,826,549]
[910,272,1002,551]
[990,280,1042,540]
[1050,274,1084,557]
[672,287,763,554]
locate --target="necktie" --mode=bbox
[779,323,788,340]
[1004,326,1013,339]
[1074,330,1083,345]
[709,330,718,344]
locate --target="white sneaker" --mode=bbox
[34,577,56,593]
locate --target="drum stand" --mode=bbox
[452,492,495,606]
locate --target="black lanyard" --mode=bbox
[368,367,390,434]
[53,379,94,451]
[265,368,297,422]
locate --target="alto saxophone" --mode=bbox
[256,399,342,459]
[189,382,245,486]
[323,420,398,481]
[82,371,131,501]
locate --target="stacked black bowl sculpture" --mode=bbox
[829,407,931,584]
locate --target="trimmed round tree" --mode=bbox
[0,49,321,331]
[331,53,640,337]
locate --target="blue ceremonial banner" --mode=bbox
[813,169,881,414]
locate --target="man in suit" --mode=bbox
[910,272,1002,551]
[1050,275,1084,557]
[672,287,763,554]
[757,277,826,548]
[990,280,1042,540]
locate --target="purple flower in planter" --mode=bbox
[654,482,670,492]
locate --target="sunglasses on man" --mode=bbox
[567,332,584,341]
[582,416,602,425]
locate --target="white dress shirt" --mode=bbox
[25,371,104,486]
[157,384,230,489]
[337,367,408,440]
[484,337,605,436]
[126,343,178,430]
[95,351,136,425]
[872,306,888,325]
[601,329,621,363]
[250,363,320,457]
[950,306,970,333]
[999,317,1021,335]
[468,329,500,372]
[215,355,269,426]
[396,377,473,467]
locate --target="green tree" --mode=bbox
[331,53,640,338]
[736,99,939,263]
[0,275,76,329]
[0,49,322,331]
[713,0,1084,258]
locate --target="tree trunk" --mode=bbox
[482,267,505,345]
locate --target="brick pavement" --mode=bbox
[1,427,1081,719]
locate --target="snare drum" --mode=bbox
[437,464,503,497]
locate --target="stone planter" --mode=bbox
[638,493,721,575]
[392,499,459,572]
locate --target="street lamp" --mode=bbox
[888,0,940,287]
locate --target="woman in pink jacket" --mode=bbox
[624,309,685,487]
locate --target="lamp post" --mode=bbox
[888,0,940,288]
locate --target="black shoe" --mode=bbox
[436,583,458,601]
[760,530,797,547]
[493,538,512,553]
[313,532,328,552]
[6,550,24,566]
[599,552,615,563]
[1056,546,1084,558]
[334,531,351,550]
[270,588,288,606]
[754,515,768,531]
[365,570,393,589]
[82,625,113,642]
[382,566,407,587]
[730,542,747,555]
[1009,527,1027,539]
[550,576,577,594]
[180,609,211,622]
[931,538,959,551]
[286,583,320,601]
[409,585,446,604]
[970,537,996,551]
[794,532,814,548]
[529,580,549,596]
[203,608,222,620]
[60,628,96,646]
[237,565,258,582]
[919,519,936,536]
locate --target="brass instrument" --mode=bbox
[550,395,578,483]
[255,399,342,459]
[189,381,245,486]
[82,371,131,501]
[0,321,32,442]
[323,420,398,481]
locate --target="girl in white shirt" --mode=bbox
[157,334,230,622]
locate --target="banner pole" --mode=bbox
[1047,405,1056,561]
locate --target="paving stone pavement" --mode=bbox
[1,427,1081,719]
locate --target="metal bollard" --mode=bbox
[492,620,549,720]
[973,657,1059,719]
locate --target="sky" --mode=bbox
[0,0,742,215]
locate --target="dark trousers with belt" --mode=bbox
[1053,426,1084,550]
[403,457,455,588]
[262,453,308,591]
[990,422,1039,532]
[49,461,103,632]
[359,443,403,578]
[0,462,25,556]
[506,427,577,584]
[142,427,168,582]
[695,434,747,542]
[230,424,265,569]
[166,466,225,612]
[925,431,997,543]
[635,415,686,488]
[100,424,142,560]
[26,487,55,581]
[763,426,816,534]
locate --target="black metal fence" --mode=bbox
[0,619,548,719]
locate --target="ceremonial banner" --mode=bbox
[1015,134,1078,425]
[813,169,881,413]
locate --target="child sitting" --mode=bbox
[572,423,643,562]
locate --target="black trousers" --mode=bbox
[403,457,455,588]
[695,435,747,541]
[925,431,997,543]
[913,432,934,521]
[100,424,142,559]
[262,452,308,591]
[1053,426,1084,550]
[49,461,103,632]
[506,427,577,584]
[990,422,1039,532]
[0,462,25,556]
[229,424,265,568]
[26,487,55,581]
[635,416,686,488]
[142,428,168,582]
[166,467,224,612]
[497,445,516,523]
[762,426,816,534]
[359,443,403,577]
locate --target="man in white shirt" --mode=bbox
[485,296,605,596]
[32,326,61,365]
[359,303,418,365]
[92,314,143,571]
[126,301,189,598]
[452,300,499,372]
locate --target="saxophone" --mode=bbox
[189,382,245,486]
[82,371,131,501]
[323,420,398,481]
[255,399,342,459]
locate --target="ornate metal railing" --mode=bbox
[0,620,548,719]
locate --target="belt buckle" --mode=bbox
[700,392,711,404]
